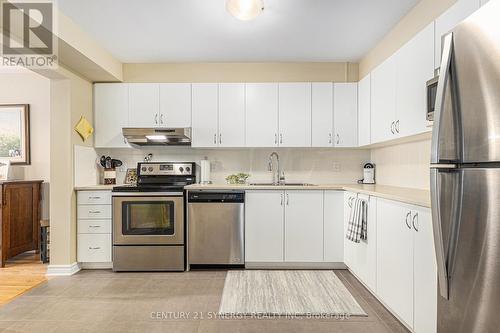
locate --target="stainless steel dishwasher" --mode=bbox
[187,191,244,267]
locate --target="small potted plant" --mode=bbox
[225,173,250,185]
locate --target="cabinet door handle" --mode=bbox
[274,134,278,145]
[405,211,412,229]
[395,120,400,133]
[412,212,419,232]
[328,133,332,144]
[280,194,283,206]
[219,133,222,145]
[160,114,164,125]
[286,193,289,206]
[391,121,395,134]
[89,247,101,250]
[336,134,340,145]
[213,133,217,145]
[280,133,283,144]
[155,114,158,125]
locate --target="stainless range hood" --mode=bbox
[122,128,191,146]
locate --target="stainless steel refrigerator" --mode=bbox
[430,1,500,332]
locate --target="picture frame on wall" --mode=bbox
[0,104,30,165]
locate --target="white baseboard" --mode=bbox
[245,262,347,269]
[46,262,81,276]
[80,262,112,269]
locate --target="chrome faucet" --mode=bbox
[268,152,285,185]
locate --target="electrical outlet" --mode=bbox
[332,162,341,172]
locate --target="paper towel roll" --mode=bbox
[200,159,211,184]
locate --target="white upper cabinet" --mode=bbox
[191,83,218,148]
[218,83,246,147]
[435,0,481,69]
[94,84,129,148]
[246,83,279,147]
[278,83,312,147]
[311,83,334,147]
[357,74,371,146]
[371,53,397,144]
[159,83,191,127]
[396,22,435,138]
[284,191,324,262]
[128,83,160,127]
[245,191,285,262]
[334,83,358,147]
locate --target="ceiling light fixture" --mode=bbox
[226,0,264,21]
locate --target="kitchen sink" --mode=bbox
[249,182,316,186]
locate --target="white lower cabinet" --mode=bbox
[344,193,377,292]
[376,199,415,326]
[77,190,112,265]
[245,190,344,265]
[245,191,284,262]
[375,198,437,333]
[323,191,344,262]
[284,191,323,262]
[77,234,112,263]
[343,191,358,269]
[413,207,437,333]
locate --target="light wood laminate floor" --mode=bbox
[0,269,409,333]
[0,252,47,306]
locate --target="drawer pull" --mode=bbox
[88,196,102,200]
[88,211,101,214]
[89,246,101,250]
[89,225,101,228]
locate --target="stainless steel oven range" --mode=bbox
[112,162,196,271]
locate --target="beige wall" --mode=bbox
[0,70,51,182]
[49,65,93,266]
[49,78,72,266]
[359,0,456,78]
[0,69,51,218]
[123,62,359,83]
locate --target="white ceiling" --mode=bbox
[56,0,419,63]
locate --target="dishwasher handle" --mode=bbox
[188,191,245,203]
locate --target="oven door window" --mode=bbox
[122,201,175,235]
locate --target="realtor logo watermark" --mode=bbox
[1,0,58,68]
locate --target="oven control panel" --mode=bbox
[138,162,194,176]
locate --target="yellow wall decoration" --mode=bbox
[74,116,94,141]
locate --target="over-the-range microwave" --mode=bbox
[426,75,439,121]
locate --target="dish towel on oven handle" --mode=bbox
[346,198,368,243]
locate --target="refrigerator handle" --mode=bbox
[430,168,449,299]
[431,33,454,164]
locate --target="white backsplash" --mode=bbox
[370,139,431,190]
[95,147,371,185]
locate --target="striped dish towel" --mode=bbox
[346,198,368,243]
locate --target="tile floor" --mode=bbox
[0,269,409,333]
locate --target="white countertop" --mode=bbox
[75,183,431,208]
[74,184,116,191]
[184,183,431,208]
